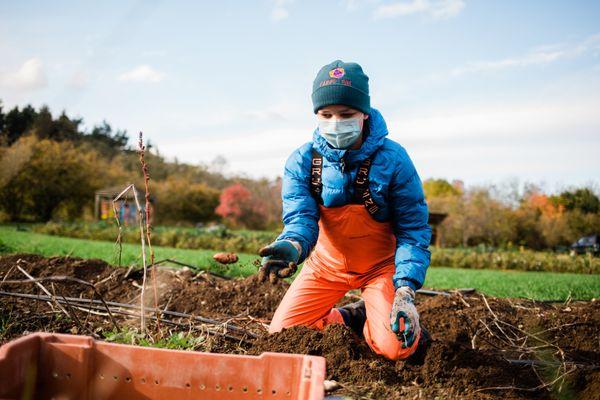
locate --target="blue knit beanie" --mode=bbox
[311,60,370,114]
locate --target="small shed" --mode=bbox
[428,212,447,247]
[94,185,155,225]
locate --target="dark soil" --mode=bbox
[1,253,599,399]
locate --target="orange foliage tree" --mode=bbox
[215,182,269,229]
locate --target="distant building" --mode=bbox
[428,212,447,247]
[94,185,155,225]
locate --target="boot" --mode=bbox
[337,299,367,337]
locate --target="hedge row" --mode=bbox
[33,222,277,255]
[430,247,598,274]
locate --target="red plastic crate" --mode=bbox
[0,332,326,399]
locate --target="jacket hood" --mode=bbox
[312,107,389,165]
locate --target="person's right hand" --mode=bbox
[258,240,300,283]
[390,286,421,349]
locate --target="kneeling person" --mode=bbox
[258,60,431,361]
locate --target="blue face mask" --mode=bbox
[317,118,362,149]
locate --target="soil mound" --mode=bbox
[251,324,548,399]
[165,273,289,320]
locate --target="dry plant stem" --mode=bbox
[56,289,86,334]
[471,327,483,350]
[132,185,147,333]
[124,264,135,279]
[0,265,15,286]
[138,132,160,331]
[111,184,133,268]
[478,294,574,392]
[93,270,118,288]
[16,265,70,318]
[455,292,471,307]
[82,293,95,326]
[162,294,173,313]
[481,294,518,347]
[112,183,147,333]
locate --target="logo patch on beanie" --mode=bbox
[329,67,345,79]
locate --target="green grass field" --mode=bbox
[0,225,259,278]
[1,225,598,301]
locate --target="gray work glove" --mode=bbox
[390,286,421,349]
[257,240,300,283]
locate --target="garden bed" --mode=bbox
[0,254,598,399]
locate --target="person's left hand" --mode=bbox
[257,240,300,283]
[390,286,421,348]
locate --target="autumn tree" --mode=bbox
[423,178,462,198]
[552,188,600,214]
[154,178,220,224]
[215,182,269,229]
[0,136,113,221]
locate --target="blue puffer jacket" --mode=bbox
[276,108,431,290]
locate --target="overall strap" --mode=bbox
[354,158,380,216]
[310,149,324,204]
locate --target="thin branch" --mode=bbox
[455,291,471,308]
[112,183,134,267]
[16,265,70,318]
[112,183,147,332]
[0,265,16,287]
[138,132,160,332]
[56,288,87,334]
[131,185,148,333]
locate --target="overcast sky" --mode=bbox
[1,0,599,191]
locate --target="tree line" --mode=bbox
[0,101,282,229]
[424,179,600,250]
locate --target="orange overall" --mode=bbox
[269,204,420,360]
